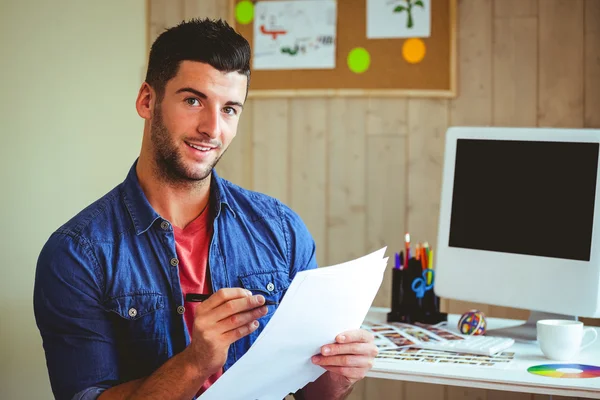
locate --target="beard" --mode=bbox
[150,104,223,185]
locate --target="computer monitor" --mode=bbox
[435,127,600,341]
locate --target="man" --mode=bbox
[34,18,377,400]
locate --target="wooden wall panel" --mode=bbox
[449,0,493,126]
[406,99,447,251]
[147,1,600,399]
[366,99,409,137]
[538,0,585,128]
[487,390,530,400]
[326,98,367,265]
[289,98,328,267]
[585,0,600,128]
[251,99,290,202]
[446,387,487,400]
[182,0,228,21]
[494,0,537,17]
[492,16,538,127]
[366,136,407,308]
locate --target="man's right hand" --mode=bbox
[184,288,268,375]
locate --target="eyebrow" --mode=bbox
[175,87,244,110]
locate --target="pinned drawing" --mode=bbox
[253,0,337,70]
[367,0,431,39]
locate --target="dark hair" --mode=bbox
[145,18,251,101]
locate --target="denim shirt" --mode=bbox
[33,161,317,400]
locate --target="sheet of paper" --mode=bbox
[367,0,431,39]
[200,248,387,400]
[253,0,337,70]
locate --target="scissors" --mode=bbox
[411,268,435,299]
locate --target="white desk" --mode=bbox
[365,307,600,399]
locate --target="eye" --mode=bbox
[185,98,200,107]
[223,106,238,116]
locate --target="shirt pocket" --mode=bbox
[238,270,291,333]
[238,270,291,307]
[105,293,168,380]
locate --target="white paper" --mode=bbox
[253,0,337,70]
[367,0,431,39]
[200,248,388,400]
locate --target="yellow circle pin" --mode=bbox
[402,38,426,64]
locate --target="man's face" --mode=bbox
[150,61,247,183]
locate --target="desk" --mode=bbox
[365,307,600,399]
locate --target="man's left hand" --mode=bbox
[311,329,378,388]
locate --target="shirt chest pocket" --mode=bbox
[238,271,291,315]
[236,271,291,351]
[106,293,166,341]
[106,293,168,380]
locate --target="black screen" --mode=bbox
[449,139,599,261]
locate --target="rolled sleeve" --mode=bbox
[71,386,107,400]
[34,231,118,400]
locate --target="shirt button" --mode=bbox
[177,305,185,315]
[170,258,179,267]
[161,221,170,230]
[128,308,137,318]
[266,282,275,292]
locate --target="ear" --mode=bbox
[135,82,155,120]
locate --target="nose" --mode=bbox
[199,106,220,139]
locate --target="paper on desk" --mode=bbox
[200,248,388,400]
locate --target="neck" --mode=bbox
[136,154,211,229]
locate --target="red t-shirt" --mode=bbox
[173,204,223,394]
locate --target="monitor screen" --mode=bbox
[449,139,599,261]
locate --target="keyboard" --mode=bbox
[417,336,515,356]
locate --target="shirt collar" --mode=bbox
[121,160,237,235]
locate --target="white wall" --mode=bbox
[0,0,147,397]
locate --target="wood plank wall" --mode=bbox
[148,1,600,399]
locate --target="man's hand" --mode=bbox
[310,329,378,389]
[183,288,268,376]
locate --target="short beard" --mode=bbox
[150,104,222,187]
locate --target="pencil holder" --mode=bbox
[387,268,411,323]
[387,257,447,324]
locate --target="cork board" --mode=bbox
[229,0,456,98]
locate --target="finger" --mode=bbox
[217,303,269,333]
[222,319,261,344]
[335,329,374,344]
[311,354,373,368]
[200,288,253,311]
[320,343,378,358]
[316,366,369,380]
[210,293,267,322]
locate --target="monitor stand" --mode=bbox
[487,311,577,343]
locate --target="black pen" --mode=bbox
[185,293,278,305]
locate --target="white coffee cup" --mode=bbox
[537,319,598,361]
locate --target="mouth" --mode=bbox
[185,141,216,152]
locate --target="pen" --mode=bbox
[404,233,411,266]
[185,293,278,305]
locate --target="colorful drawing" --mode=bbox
[367,0,431,39]
[392,0,425,29]
[527,364,600,379]
[253,0,337,70]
